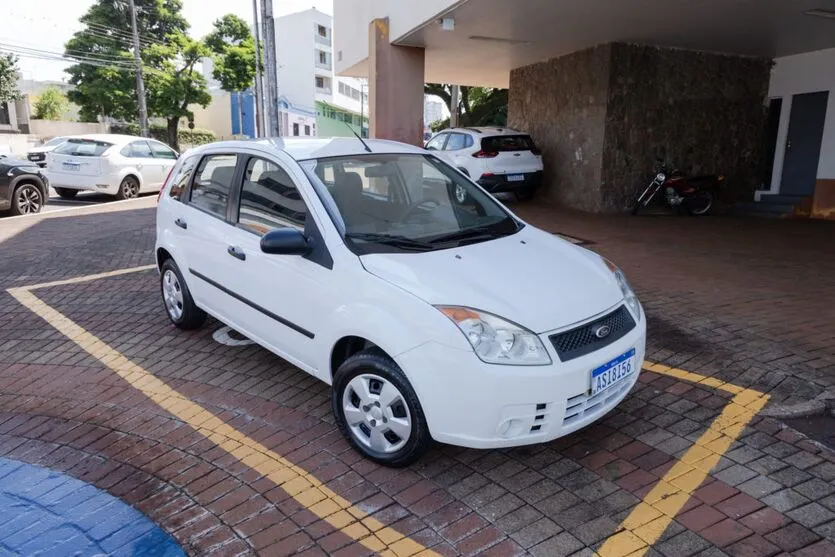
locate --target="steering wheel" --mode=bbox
[401,199,441,222]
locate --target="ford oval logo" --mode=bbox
[593,325,611,339]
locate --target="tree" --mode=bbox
[424,84,508,129]
[205,14,257,137]
[0,53,21,104]
[33,87,69,120]
[65,0,211,150]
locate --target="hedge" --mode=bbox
[110,123,216,148]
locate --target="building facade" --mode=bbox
[276,9,369,138]
[334,0,835,218]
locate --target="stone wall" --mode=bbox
[508,43,772,212]
[601,44,773,211]
[508,45,611,211]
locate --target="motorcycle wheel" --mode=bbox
[631,183,659,215]
[686,190,714,216]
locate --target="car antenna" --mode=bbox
[345,122,372,153]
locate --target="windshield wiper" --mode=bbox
[428,222,517,245]
[346,233,434,251]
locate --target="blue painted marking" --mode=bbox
[0,458,185,557]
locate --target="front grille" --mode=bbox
[563,378,632,427]
[549,305,635,362]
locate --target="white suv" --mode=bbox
[425,127,544,201]
[155,137,645,466]
[46,134,178,200]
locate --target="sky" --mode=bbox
[4,0,334,82]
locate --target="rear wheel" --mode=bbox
[116,176,140,200]
[686,190,714,216]
[333,349,431,467]
[514,187,536,202]
[54,187,78,199]
[10,183,44,215]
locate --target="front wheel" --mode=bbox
[686,190,714,216]
[514,187,536,202]
[631,182,660,215]
[11,183,44,215]
[116,176,140,200]
[333,349,431,467]
[54,187,78,199]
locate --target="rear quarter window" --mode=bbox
[54,140,112,157]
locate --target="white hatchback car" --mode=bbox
[46,134,178,200]
[425,127,544,201]
[155,137,646,466]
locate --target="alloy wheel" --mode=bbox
[342,373,412,454]
[162,269,184,321]
[16,185,42,214]
[122,179,139,199]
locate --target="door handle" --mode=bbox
[227,245,246,261]
[174,218,187,230]
[137,163,143,169]
[786,140,792,151]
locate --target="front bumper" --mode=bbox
[398,308,646,449]
[478,170,543,194]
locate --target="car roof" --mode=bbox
[195,137,427,161]
[71,134,158,145]
[444,127,528,137]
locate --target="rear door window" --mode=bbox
[54,139,112,157]
[189,154,238,219]
[481,135,537,152]
[121,141,154,158]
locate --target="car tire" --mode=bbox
[54,187,78,199]
[116,176,140,200]
[332,349,431,467]
[160,259,206,330]
[10,183,44,215]
[514,187,536,202]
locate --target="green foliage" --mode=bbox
[0,53,21,103]
[112,122,215,147]
[65,0,211,150]
[205,14,256,95]
[33,87,69,120]
[424,84,508,130]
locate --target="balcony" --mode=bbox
[315,34,331,47]
[315,61,333,72]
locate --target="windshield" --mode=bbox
[301,153,521,254]
[54,139,112,157]
[43,137,67,147]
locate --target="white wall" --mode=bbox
[335,0,459,75]
[190,92,233,138]
[766,48,835,194]
[276,10,321,114]
[28,121,108,137]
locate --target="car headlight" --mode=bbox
[437,306,552,366]
[603,258,642,321]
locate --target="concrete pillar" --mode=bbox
[369,18,425,146]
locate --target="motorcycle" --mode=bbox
[631,159,724,216]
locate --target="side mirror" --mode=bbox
[260,228,311,256]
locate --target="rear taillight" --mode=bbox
[472,150,499,158]
[158,167,175,203]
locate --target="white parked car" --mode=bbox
[425,127,544,201]
[46,134,178,200]
[155,137,645,466]
[27,136,71,168]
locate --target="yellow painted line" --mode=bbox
[9,266,440,557]
[597,362,770,557]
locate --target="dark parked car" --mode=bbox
[0,155,48,216]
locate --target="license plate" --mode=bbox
[62,162,81,171]
[507,174,525,182]
[590,348,636,395]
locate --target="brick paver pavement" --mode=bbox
[0,199,833,556]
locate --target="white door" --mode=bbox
[221,154,335,374]
[124,140,163,190]
[149,141,179,189]
[172,153,243,324]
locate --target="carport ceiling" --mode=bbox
[397,0,835,87]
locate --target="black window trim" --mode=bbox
[183,152,243,223]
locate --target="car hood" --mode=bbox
[360,226,624,333]
[1,157,38,168]
[28,146,55,154]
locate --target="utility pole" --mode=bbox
[251,0,265,137]
[450,85,460,128]
[260,0,280,136]
[359,79,366,138]
[128,0,149,137]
